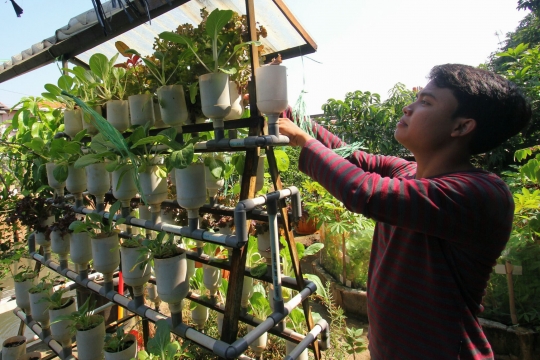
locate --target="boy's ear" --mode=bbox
[451,117,476,138]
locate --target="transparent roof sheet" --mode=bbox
[0,0,315,82]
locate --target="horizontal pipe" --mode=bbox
[13,308,66,359]
[194,135,289,151]
[284,319,328,360]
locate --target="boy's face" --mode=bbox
[394,80,461,155]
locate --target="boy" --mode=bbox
[278,64,531,359]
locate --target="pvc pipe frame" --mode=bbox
[70,187,301,252]
[194,134,290,151]
[29,249,322,359]
[12,307,69,359]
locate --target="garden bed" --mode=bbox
[480,318,539,360]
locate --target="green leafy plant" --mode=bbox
[88,53,128,104]
[36,287,71,310]
[6,194,52,232]
[28,274,55,294]
[41,74,80,110]
[248,291,271,320]
[12,265,38,283]
[51,295,103,333]
[136,319,192,360]
[159,8,260,75]
[69,200,125,238]
[104,324,137,353]
[135,232,179,272]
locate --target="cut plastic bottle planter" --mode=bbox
[63,108,83,138]
[255,65,288,136]
[85,162,110,211]
[106,100,130,133]
[175,163,207,232]
[46,162,66,198]
[112,165,137,208]
[154,252,189,326]
[199,73,232,141]
[129,94,155,128]
[66,165,87,205]
[157,85,188,127]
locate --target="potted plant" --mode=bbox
[202,242,223,298]
[120,234,151,299]
[124,45,189,128]
[136,320,184,360]
[138,231,188,319]
[189,268,209,330]
[284,308,312,360]
[52,296,105,360]
[1,335,26,360]
[104,324,138,360]
[12,264,39,315]
[50,205,77,266]
[42,73,83,138]
[86,52,129,134]
[69,200,125,288]
[28,274,55,332]
[247,292,272,357]
[159,8,260,139]
[38,287,76,350]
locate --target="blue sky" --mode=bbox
[0,0,528,114]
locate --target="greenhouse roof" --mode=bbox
[0,0,316,83]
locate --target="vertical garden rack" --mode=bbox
[5,0,327,359]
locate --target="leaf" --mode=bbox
[74,154,102,168]
[89,53,110,80]
[273,149,289,172]
[147,319,171,356]
[115,41,130,57]
[57,75,74,92]
[169,144,194,169]
[206,9,234,40]
[304,243,324,256]
[53,164,69,183]
[44,83,61,96]
[250,263,267,277]
[158,32,194,48]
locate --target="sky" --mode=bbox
[0,0,529,115]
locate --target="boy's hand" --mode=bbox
[278,118,313,147]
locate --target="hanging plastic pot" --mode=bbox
[129,94,155,127]
[157,85,188,126]
[106,100,130,132]
[64,108,83,138]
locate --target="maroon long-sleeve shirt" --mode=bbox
[298,124,513,359]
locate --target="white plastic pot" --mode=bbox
[14,277,36,312]
[82,105,102,136]
[66,165,87,197]
[129,94,154,127]
[246,325,268,357]
[50,297,76,346]
[120,245,151,295]
[175,163,207,218]
[153,253,189,305]
[76,315,105,360]
[139,166,168,206]
[104,333,137,360]
[191,304,208,330]
[199,73,231,120]
[70,232,92,270]
[112,165,137,207]
[257,230,271,260]
[29,288,52,327]
[203,264,221,297]
[35,231,50,247]
[63,108,83,138]
[224,81,243,121]
[85,162,110,203]
[46,162,66,197]
[106,100,130,132]
[91,233,120,276]
[286,340,308,360]
[255,65,288,115]
[50,230,70,260]
[157,85,188,126]
[1,335,26,360]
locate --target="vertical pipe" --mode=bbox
[267,199,284,314]
[505,261,518,325]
